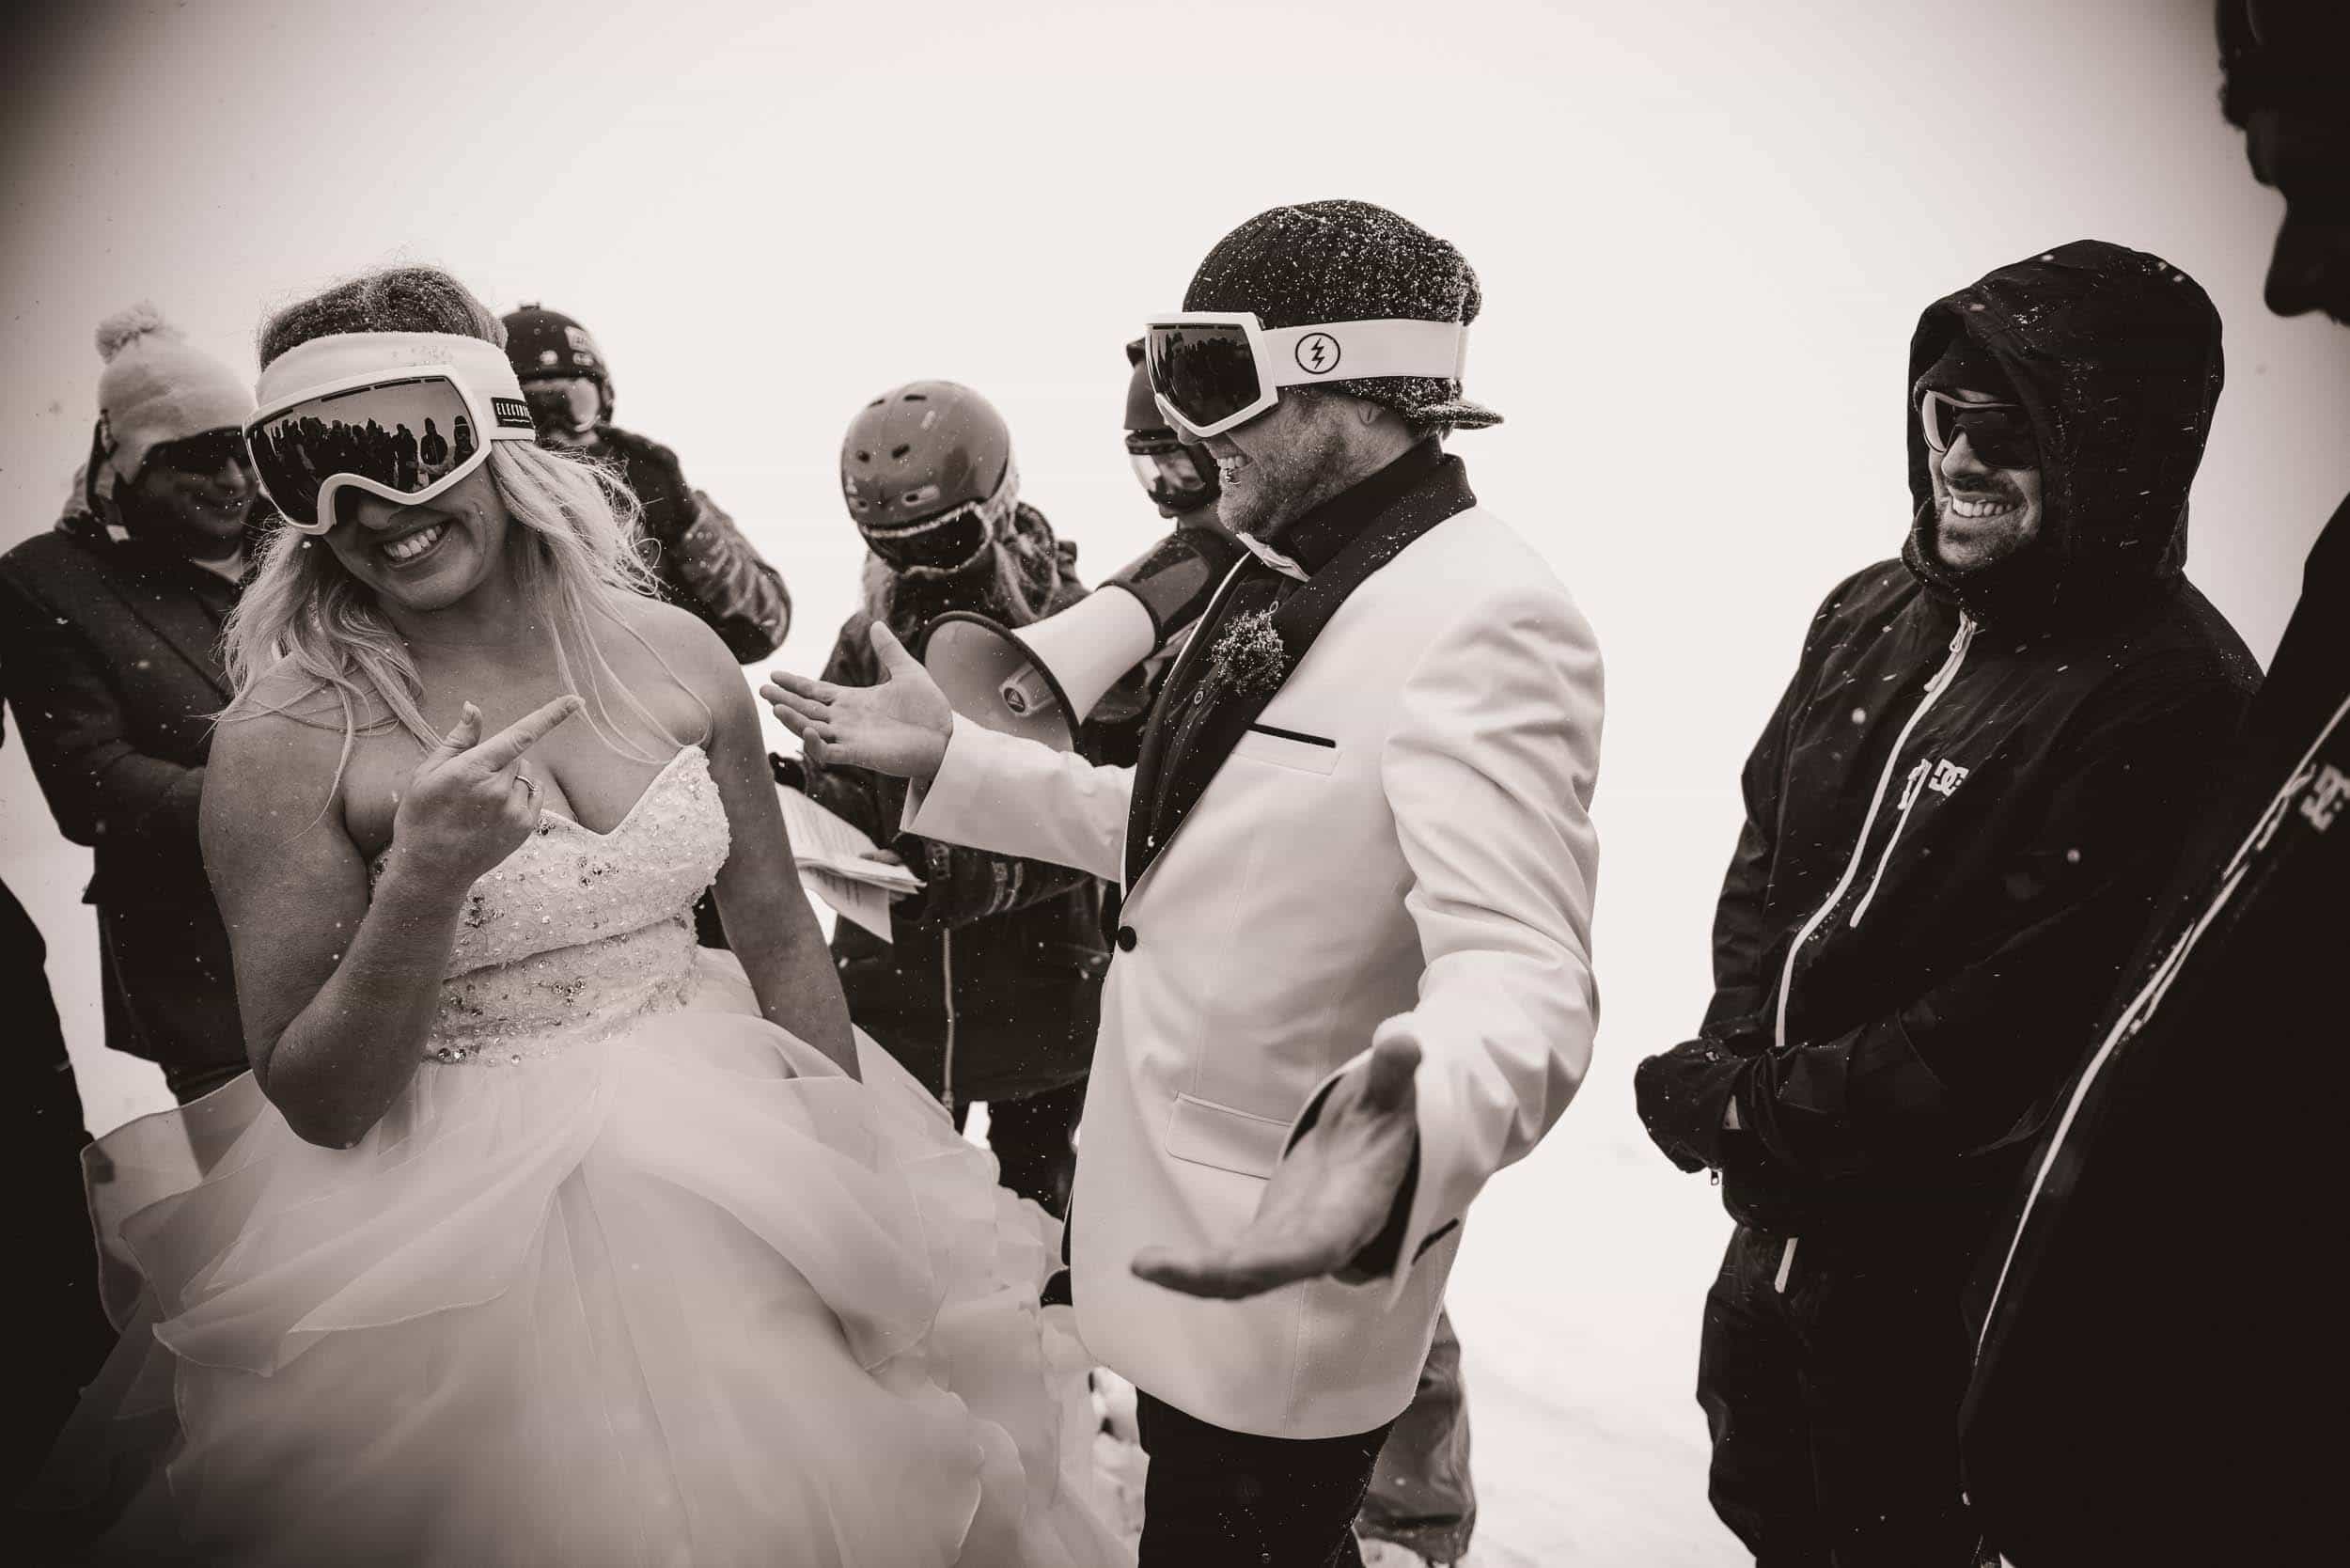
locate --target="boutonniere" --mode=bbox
[1206,607,1289,700]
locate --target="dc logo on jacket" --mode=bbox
[1928,759,1970,798]
[2300,763,2347,832]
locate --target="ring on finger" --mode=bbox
[516,772,540,803]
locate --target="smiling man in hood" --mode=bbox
[1635,241,2259,1565]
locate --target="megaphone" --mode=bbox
[920,522,1245,751]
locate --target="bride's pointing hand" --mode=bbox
[390,696,585,892]
[762,622,953,785]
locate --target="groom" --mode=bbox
[768,200,1603,1566]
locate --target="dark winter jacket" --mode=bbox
[0,497,249,1082]
[1957,484,2349,1568]
[584,425,791,662]
[1635,242,2258,1244]
[802,508,1134,1105]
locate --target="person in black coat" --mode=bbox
[795,382,1126,1217]
[1959,8,2350,1564]
[1635,243,2259,1566]
[501,305,790,664]
[0,307,260,1105]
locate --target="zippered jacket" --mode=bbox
[803,509,1134,1105]
[1956,494,2350,1565]
[1636,242,2258,1241]
[590,426,791,662]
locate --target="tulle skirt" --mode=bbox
[31,951,1127,1567]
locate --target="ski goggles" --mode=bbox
[1142,313,1468,440]
[859,463,1020,579]
[1919,390,2038,471]
[1124,436,1216,510]
[246,333,540,533]
[142,427,254,478]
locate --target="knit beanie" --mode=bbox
[91,304,254,494]
[1181,199,1499,431]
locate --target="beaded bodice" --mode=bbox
[370,746,730,1064]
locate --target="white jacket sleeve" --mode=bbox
[1292,579,1604,1309]
[901,713,1136,886]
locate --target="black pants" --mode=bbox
[1136,1391,1394,1568]
[951,1079,1083,1218]
[1698,1225,1987,1568]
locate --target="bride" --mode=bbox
[33,266,1125,1567]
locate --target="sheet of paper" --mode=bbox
[803,868,898,943]
[777,784,923,892]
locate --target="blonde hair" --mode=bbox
[225,266,705,778]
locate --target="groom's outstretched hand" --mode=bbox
[762,623,954,784]
[1133,1034,1421,1301]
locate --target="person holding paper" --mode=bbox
[801,379,1137,1216]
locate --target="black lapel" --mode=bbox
[1124,455,1477,887]
[1124,557,1255,884]
[104,552,233,705]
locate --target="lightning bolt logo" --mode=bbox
[1294,333,1341,375]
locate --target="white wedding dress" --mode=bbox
[36,746,1127,1567]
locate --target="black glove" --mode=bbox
[770,751,807,793]
[1635,1037,1751,1174]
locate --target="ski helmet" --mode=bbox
[1123,340,1219,518]
[500,304,614,427]
[840,381,1018,577]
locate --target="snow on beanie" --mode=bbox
[1181,199,1500,431]
[92,304,255,492]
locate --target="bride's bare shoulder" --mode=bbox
[209,660,381,805]
[603,592,741,702]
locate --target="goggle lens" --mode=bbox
[247,374,488,528]
[1128,448,1214,505]
[1146,322,1261,434]
[1920,392,2037,470]
[860,497,995,577]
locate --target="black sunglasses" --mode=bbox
[1919,391,2037,470]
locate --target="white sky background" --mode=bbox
[3,4,2344,1557]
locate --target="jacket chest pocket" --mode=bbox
[1230,722,1340,777]
[1165,1092,1292,1178]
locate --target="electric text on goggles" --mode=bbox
[246,333,540,533]
[1919,390,2037,471]
[1143,313,1469,440]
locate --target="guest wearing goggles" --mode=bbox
[1636,243,2258,1567]
[0,306,266,1113]
[502,305,790,664]
[792,379,1130,1219]
[766,199,1600,1568]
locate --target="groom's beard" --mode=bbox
[1214,424,1351,542]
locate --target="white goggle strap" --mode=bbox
[1258,319,1468,388]
[253,331,538,442]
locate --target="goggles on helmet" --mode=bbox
[523,374,603,438]
[1143,312,1468,441]
[859,461,1020,579]
[1919,390,2038,471]
[245,333,539,534]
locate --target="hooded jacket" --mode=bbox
[801,504,1136,1105]
[1635,242,2258,1243]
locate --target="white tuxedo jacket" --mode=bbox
[904,503,1602,1438]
